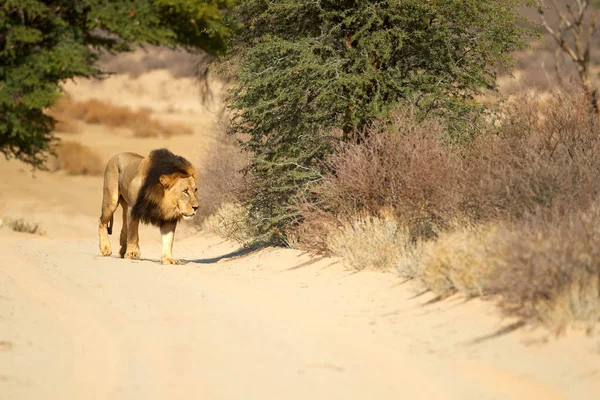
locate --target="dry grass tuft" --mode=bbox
[0,217,45,236]
[286,205,340,253]
[327,212,412,272]
[201,202,256,246]
[419,225,498,298]
[49,140,104,176]
[48,96,193,137]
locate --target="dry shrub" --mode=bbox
[201,202,256,246]
[318,109,467,240]
[485,206,600,334]
[49,97,193,138]
[193,120,256,244]
[195,131,249,222]
[327,211,412,272]
[131,119,194,138]
[478,83,600,220]
[80,100,151,126]
[419,225,498,298]
[287,205,340,253]
[51,140,103,176]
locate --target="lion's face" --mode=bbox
[164,175,199,220]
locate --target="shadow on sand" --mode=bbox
[467,320,526,345]
[185,244,263,264]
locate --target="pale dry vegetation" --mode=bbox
[194,122,255,245]
[195,123,249,220]
[48,97,193,138]
[48,140,104,176]
[201,202,256,246]
[327,212,411,272]
[418,226,498,299]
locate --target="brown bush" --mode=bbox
[48,97,193,138]
[475,84,600,221]
[316,109,467,241]
[287,204,340,253]
[485,206,600,334]
[51,140,104,176]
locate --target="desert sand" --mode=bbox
[0,67,598,400]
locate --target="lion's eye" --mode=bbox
[194,188,198,193]
[184,189,189,196]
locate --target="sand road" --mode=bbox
[0,226,599,399]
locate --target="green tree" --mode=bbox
[1,0,232,168]
[226,0,536,243]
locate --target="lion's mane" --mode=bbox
[131,148,196,226]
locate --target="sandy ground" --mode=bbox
[1,69,599,400]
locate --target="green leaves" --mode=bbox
[0,1,232,168]
[226,0,535,242]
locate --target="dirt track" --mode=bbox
[1,225,599,399]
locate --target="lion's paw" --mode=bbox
[124,250,140,260]
[162,257,182,265]
[100,245,112,257]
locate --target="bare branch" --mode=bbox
[538,0,598,112]
[590,9,598,37]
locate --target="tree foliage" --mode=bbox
[226,0,536,243]
[0,0,232,167]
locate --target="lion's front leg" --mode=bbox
[118,198,129,258]
[124,208,141,260]
[160,221,180,265]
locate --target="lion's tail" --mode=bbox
[107,215,114,235]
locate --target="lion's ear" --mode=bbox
[159,173,180,188]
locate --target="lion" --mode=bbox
[98,148,198,265]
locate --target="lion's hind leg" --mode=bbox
[99,158,120,257]
[124,207,141,260]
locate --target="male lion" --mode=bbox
[98,148,198,265]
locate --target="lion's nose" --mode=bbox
[192,206,199,211]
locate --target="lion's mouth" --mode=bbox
[182,212,196,220]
